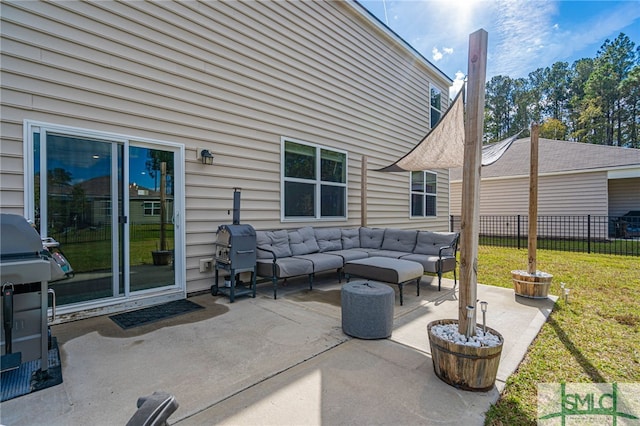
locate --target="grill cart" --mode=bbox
[211,224,257,302]
[1,214,52,374]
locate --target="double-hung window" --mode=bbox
[430,85,442,128]
[282,138,347,220]
[411,171,437,217]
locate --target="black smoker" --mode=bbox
[1,214,52,375]
[211,189,257,302]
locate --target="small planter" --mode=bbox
[511,270,552,298]
[151,250,172,266]
[427,319,503,392]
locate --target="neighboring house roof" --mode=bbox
[450,138,640,181]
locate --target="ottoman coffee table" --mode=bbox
[343,257,424,305]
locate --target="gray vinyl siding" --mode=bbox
[450,172,609,216]
[1,1,451,294]
[608,177,640,217]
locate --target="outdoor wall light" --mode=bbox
[200,149,214,165]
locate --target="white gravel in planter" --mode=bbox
[511,269,553,278]
[431,323,502,347]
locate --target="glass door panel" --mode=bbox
[32,127,180,308]
[128,146,176,292]
[40,133,121,305]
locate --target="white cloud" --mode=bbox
[432,47,443,61]
[432,46,454,62]
[450,71,466,99]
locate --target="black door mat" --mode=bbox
[110,299,204,330]
[1,337,63,402]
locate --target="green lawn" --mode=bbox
[61,239,171,272]
[474,246,640,425]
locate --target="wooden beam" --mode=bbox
[528,123,539,274]
[458,29,488,335]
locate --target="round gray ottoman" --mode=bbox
[341,281,394,339]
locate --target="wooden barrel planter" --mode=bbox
[151,250,172,266]
[427,319,503,392]
[511,270,552,298]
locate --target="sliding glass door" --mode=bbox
[30,124,181,307]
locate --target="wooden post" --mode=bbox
[458,29,488,336]
[528,124,539,274]
[361,155,368,227]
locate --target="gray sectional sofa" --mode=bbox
[255,226,458,299]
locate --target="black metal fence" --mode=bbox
[50,223,174,245]
[450,215,639,257]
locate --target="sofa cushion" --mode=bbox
[325,249,369,262]
[413,231,457,256]
[314,227,343,252]
[400,253,456,274]
[256,230,292,259]
[359,227,384,249]
[256,256,313,278]
[293,253,344,272]
[367,250,411,259]
[288,226,320,255]
[341,228,360,249]
[380,229,417,252]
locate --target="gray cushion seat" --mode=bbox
[292,253,344,273]
[400,253,457,274]
[322,249,369,262]
[407,231,458,290]
[343,257,424,305]
[255,256,313,279]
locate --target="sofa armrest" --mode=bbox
[256,246,278,279]
[438,233,459,259]
[256,246,277,261]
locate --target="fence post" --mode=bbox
[587,214,591,254]
[517,214,521,250]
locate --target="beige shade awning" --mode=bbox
[377,88,521,172]
[377,89,465,172]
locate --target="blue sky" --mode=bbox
[359,0,640,96]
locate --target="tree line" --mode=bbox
[483,33,639,148]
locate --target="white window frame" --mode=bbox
[430,84,442,128]
[280,137,348,222]
[410,170,437,218]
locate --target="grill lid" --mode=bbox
[217,224,256,237]
[0,214,43,261]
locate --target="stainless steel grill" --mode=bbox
[1,214,51,373]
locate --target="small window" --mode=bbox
[430,85,442,128]
[282,138,347,220]
[410,171,437,217]
[143,201,161,216]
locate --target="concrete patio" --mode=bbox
[0,274,555,425]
